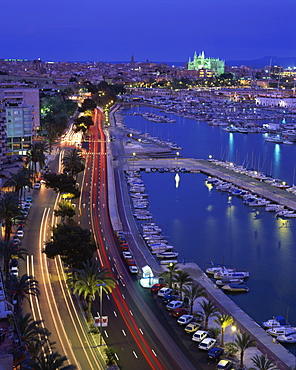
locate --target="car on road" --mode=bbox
[122,251,133,259]
[129,266,138,274]
[177,314,194,325]
[207,347,224,361]
[166,300,183,311]
[198,338,216,350]
[192,330,208,342]
[217,360,234,370]
[184,322,201,334]
[157,287,173,297]
[150,284,166,293]
[171,307,189,318]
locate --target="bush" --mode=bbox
[208,327,221,339]
[224,342,238,357]
[104,346,117,365]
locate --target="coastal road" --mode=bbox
[83,108,218,369]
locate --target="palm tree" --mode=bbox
[214,314,234,347]
[11,274,40,315]
[183,283,207,314]
[199,299,220,330]
[25,351,76,370]
[234,332,257,369]
[26,141,49,178]
[62,148,85,177]
[3,167,33,202]
[159,262,180,289]
[173,270,193,299]
[0,192,20,242]
[0,240,27,279]
[18,313,51,360]
[68,259,116,322]
[250,354,278,370]
[54,200,76,222]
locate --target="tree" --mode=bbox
[11,274,40,316]
[250,354,278,370]
[104,346,117,365]
[198,299,220,330]
[183,283,207,314]
[26,141,49,177]
[79,98,97,112]
[159,262,180,289]
[234,332,257,369]
[0,192,20,242]
[43,172,80,199]
[172,270,193,300]
[74,115,94,133]
[62,148,85,177]
[24,351,76,370]
[3,167,33,201]
[54,200,76,222]
[0,240,27,280]
[17,313,51,360]
[43,220,96,269]
[214,314,234,347]
[68,259,116,322]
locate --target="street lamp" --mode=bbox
[132,152,136,172]
[96,283,106,346]
[175,152,180,170]
[231,325,237,341]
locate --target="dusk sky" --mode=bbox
[1,0,295,63]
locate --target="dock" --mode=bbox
[125,157,296,212]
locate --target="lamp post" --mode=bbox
[175,151,179,170]
[97,283,106,346]
[231,325,237,342]
[132,152,136,172]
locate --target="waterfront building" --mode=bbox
[0,88,40,155]
[255,95,296,108]
[188,51,225,76]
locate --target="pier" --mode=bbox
[125,157,296,212]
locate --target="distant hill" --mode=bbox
[226,56,296,69]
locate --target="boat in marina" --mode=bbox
[215,278,244,286]
[221,284,249,292]
[160,259,178,265]
[277,333,296,344]
[266,326,296,337]
[206,265,234,275]
[214,270,249,279]
[156,251,179,259]
[263,315,290,329]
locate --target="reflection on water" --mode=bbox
[123,105,296,354]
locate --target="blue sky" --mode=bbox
[1,0,295,62]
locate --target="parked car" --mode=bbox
[26,196,33,203]
[216,360,234,370]
[122,251,133,259]
[10,259,18,268]
[207,347,224,361]
[126,259,137,266]
[171,307,189,318]
[163,293,179,304]
[120,243,129,251]
[177,314,194,325]
[17,230,24,238]
[166,300,183,311]
[157,287,173,297]
[185,322,201,334]
[33,182,41,189]
[129,265,138,274]
[150,284,166,293]
[198,338,216,350]
[10,266,18,277]
[192,330,208,342]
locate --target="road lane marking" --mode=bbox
[122,330,126,336]
[133,351,138,358]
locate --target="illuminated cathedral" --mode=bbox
[187,51,225,76]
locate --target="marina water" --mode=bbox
[121,104,296,354]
